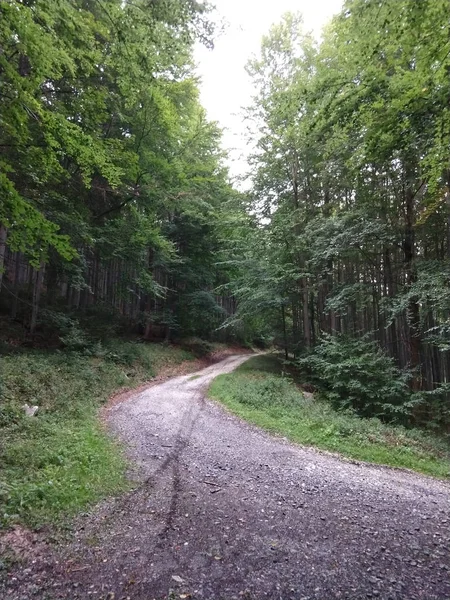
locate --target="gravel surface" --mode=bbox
[2,354,450,600]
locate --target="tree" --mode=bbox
[0,0,245,342]
[242,1,450,427]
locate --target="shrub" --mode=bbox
[175,291,226,340]
[298,334,412,423]
[179,337,215,357]
[222,374,301,411]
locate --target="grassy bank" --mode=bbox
[209,355,450,478]
[0,339,195,531]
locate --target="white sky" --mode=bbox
[194,0,343,183]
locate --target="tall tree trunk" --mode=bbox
[404,179,422,389]
[303,278,311,348]
[0,224,7,293]
[445,169,450,258]
[11,252,21,319]
[383,248,399,361]
[292,298,300,357]
[30,262,45,334]
[281,303,288,360]
[310,292,316,345]
[142,248,153,339]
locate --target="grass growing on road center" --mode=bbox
[0,341,194,531]
[209,355,450,478]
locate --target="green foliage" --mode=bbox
[209,356,450,478]
[176,291,226,339]
[0,340,195,530]
[0,0,245,344]
[179,337,215,358]
[234,354,284,376]
[237,0,450,431]
[298,335,412,423]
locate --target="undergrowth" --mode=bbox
[0,339,194,531]
[209,355,450,478]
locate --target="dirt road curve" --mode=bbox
[3,355,450,600]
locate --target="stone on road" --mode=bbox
[3,355,450,599]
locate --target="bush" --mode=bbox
[298,334,412,423]
[103,339,154,370]
[175,291,226,340]
[179,337,215,357]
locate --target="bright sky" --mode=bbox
[194,0,343,183]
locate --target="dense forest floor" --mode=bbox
[2,355,449,600]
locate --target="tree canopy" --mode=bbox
[229,0,450,428]
[0,0,243,339]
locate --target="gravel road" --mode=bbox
[3,354,450,600]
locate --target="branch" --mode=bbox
[93,195,138,220]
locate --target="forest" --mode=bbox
[0,0,242,344]
[1,0,450,448]
[2,4,450,597]
[233,0,450,431]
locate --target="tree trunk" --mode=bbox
[303,278,311,347]
[30,262,45,334]
[383,248,399,361]
[404,179,422,389]
[445,169,450,258]
[11,252,21,319]
[292,299,300,357]
[281,303,288,360]
[0,224,7,293]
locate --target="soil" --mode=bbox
[1,355,450,600]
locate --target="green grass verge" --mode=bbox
[208,355,450,478]
[0,340,194,530]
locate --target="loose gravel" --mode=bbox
[2,354,450,600]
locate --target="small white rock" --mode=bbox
[22,403,39,417]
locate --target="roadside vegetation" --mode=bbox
[0,318,200,531]
[3,0,450,540]
[209,355,450,479]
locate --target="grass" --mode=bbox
[209,355,450,479]
[0,339,195,531]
